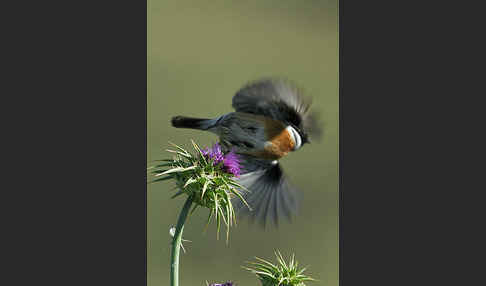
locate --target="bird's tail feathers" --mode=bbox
[171,115,219,131]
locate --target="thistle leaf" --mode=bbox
[201,179,210,199]
[166,149,192,158]
[157,166,196,176]
[184,177,198,188]
[191,139,207,163]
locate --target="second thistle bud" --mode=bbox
[244,251,316,286]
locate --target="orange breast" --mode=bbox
[249,119,295,160]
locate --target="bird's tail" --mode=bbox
[171,115,219,131]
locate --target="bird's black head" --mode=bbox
[288,123,310,151]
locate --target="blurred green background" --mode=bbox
[147,1,338,285]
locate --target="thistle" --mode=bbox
[244,251,316,286]
[148,140,250,286]
[149,140,249,240]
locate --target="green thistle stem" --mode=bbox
[171,195,193,286]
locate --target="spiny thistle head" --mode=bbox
[244,251,316,286]
[148,140,250,242]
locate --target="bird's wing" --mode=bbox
[232,78,321,140]
[232,154,299,227]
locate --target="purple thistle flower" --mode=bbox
[201,143,241,177]
[223,150,241,177]
[202,143,224,164]
[201,148,209,157]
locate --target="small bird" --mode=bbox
[171,78,322,227]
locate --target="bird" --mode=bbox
[170,78,322,227]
